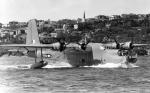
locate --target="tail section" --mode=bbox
[26,19,40,45]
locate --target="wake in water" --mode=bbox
[84,56,139,68]
[86,62,139,68]
[0,65,31,70]
[0,55,138,70]
[0,54,72,70]
[0,61,139,70]
[43,61,72,68]
[0,61,72,70]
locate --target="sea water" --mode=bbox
[0,55,150,93]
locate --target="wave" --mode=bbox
[0,65,31,70]
[43,61,72,68]
[0,61,72,70]
[0,61,139,70]
[85,63,139,68]
[0,54,139,70]
[84,56,139,68]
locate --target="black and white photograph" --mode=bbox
[0,0,150,93]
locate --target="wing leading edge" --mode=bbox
[0,43,60,48]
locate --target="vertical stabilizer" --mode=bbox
[26,19,40,45]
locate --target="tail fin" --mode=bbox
[26,19,40,45]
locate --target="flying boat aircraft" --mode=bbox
[0,19,141,69]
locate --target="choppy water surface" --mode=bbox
[0,55,150,93]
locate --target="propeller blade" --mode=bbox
[131,37,134,44]
[114,37,119,44]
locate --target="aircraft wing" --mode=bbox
[0,43,60,48]
[133,44,149,47]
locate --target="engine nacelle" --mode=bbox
[116,43,120,49]
[104,43,120,49]
[121,42,133,49]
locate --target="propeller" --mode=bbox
[130,37,134,49]
[105,34,121,49]
[114,37,121,49]
[51,39,70,52]
[116,37,145,50]
[113,36,134,50]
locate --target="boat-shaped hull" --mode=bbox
[64,46,101,67]
[64,43,137,67]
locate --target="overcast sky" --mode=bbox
[0,0,150,24]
